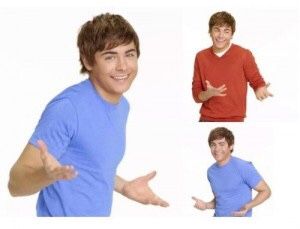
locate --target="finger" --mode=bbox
[268,91,274,97]
[192,196,199,202]
[217,84,227,90]
[205,80,211,87]
[266,82,271,88]
[37,139,48,158]
[218,88,227,93]
[144,171,157,181]
[217,93,227,97]
[51,166,78,180]
[233,211,243,217]
[37,140,52,166]
[149,194,169,207]
[154,197,169,207]
[257,96,263,101]
[232,211,239,217]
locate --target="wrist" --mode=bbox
[205,202,212,209]
[243,203,251,211]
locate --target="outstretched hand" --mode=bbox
[122,171,169,207]
[255,82,273,101]
[37,140,78,181]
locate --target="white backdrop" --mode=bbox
[0,0,299,228]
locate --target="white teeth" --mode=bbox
[111,75,129,80]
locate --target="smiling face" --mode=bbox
[209,137,233,166]
[84,41,138,103]
[210,25,233,53]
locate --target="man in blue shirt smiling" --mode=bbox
[8,13,169,216]
[192,127,271,217]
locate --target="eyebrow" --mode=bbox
[100,49,137,56]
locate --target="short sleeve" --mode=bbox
[29,98,77,159]
[241,161,263,189]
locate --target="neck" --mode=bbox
[89,77,121,104]
[217,155,231,166]
[213,42,231,54]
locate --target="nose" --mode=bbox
[212,145,221,152]
[116,56,127,71]
[217,31,225,39]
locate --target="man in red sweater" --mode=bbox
[192,11,273,122]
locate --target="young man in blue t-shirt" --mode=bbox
[192,127,271,217]
[8,13,169,216]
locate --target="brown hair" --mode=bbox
[208,127,234,151]
[209,11,236,34]
[77,13,140,74]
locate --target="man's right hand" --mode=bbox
[198,80,227,101]
[37,140,78,181]
[192,196,207,210]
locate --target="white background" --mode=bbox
[0,0,299,228]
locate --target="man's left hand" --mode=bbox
[121,171,169,207]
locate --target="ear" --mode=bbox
[82,56,93,71]
[229,144,234,152]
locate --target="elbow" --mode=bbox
[8,169,22,197]
[8,180,20,197]
[267,186,272,199]
[192,92,203,103]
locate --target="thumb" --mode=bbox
[144,171,157,181]
[192,196,199,201]
[205,80,211,87]
[266,82,271,87]
[37,139,48,157]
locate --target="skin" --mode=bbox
[192,137,271,216]
[198,25,273,102]
[8,42,169,209]
[83,41,138,104]
[210,25,233,54]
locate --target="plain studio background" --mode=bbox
[0,1,299,228]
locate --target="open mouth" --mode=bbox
[111,74,129,81]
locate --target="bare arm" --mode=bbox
[8,140,77,196]
[233,180,271,216]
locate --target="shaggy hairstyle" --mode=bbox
[77,13,140,74]
[208,11,236,34]
[208,127,234,152]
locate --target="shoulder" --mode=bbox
[55,79,91,100]
[41,81,90,120]
[231,44,253,59]
[120,96,130,113]
[231,44,248,52]
[197,47,211,55]
[231,156,255,171]
[207,163,217,174]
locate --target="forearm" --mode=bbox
[198,91,212,102]
[244,189,271,210]
[8,164,54,196]
[205,198,216,209]
[114,175,128,194]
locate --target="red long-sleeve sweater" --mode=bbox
[192,44,265,122]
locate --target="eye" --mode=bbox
[126,52,136,58]
[104,55,115,60]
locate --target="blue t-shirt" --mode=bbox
[29,79,129,216]
[207,156,262,217]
